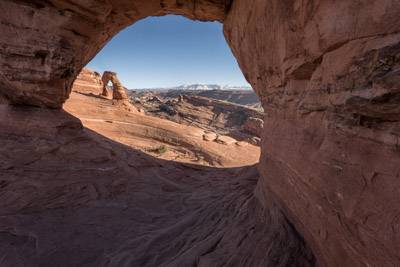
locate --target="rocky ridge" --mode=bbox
[130,91,264,145]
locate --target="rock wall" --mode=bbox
[224,0,400,266]
[0,0,231,108]
[0,0,399,266]
[243,117,263,138]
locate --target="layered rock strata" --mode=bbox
[72,68,103,95]
[243,117,263,138]
[0,0,232,108]
[0,0,399,266]
[224,0,400,266]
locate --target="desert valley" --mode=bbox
[69,68,264,167]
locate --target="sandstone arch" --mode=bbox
[1,1,400,266]
[0,0,231,108]
[101,71,128,100]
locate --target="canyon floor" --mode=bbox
[0,88,314,266]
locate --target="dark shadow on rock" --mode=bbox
[0,105,315,267]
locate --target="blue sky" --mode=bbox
[87,15,249,89]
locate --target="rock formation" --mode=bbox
[243,117,263,138]
[138,94,264,142]
[73,68,103,95]
[0,0,399,266]
[101,71,128,100]
[0,104,313,266]
[224,1,400,266]
[0,0,231,108]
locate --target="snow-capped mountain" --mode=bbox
[134,84,252,91]
[221,85,252,90]
[172,84,222,90]
[174,84,253,90]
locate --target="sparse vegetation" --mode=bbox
[146,145,168,154]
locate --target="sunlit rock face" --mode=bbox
[1,0,400,266]
[101,71,128,100]
[73,68,103,95]
[224,0,400,266]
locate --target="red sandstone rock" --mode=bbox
[215,135,237,145]
[0,0,231,108]
[73,68,103,95]
[224,1,400,266]
[0,0,399,266]
[243,117,264,137]
[101,71,128,100]
[0,103,313,266]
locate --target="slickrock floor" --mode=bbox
[0,103,313,266]
[64,92,260,168]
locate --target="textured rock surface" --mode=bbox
[224,0,400,266]
[163,89,262,110]
[0,0,232,108]
[1,0,400,266]
[137,94,264,143]
[0,104,314,267]
[65,91,261,167]
[73,68,103,95]
[101,71,128,100]
[243,117,264,137]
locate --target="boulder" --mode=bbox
[202,132,217,142]
[215,135,237,145]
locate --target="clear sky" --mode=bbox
[87,15,249,89]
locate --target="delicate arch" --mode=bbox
[101,71,127,100]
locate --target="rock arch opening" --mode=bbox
[100,71,128,100]
[0,0,235,108]
[1,1,399,266]
[67,15,263,168]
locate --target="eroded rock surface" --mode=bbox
[243,117,263,138]
[0,104,314,267]
[162,89,263,110]
[0,0,400,266]
[0,0,232,107]
[131,93,264,144]
[65,90,261,167]
[101,71,128,100]
[224,0,400,266]
[73,68,103,95]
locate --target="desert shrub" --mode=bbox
[146,145,168,154]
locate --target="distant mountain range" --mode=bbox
[132,84,252,91]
